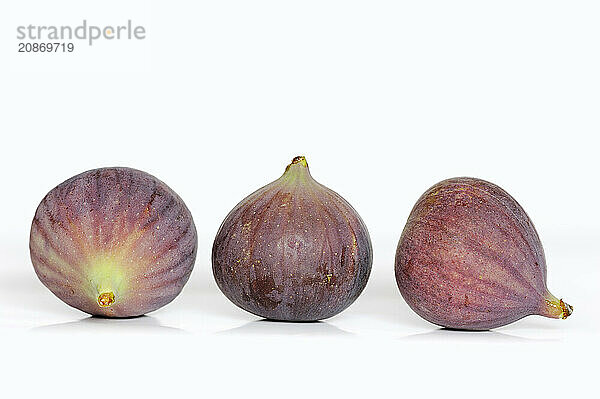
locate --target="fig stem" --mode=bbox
[98,292,115,307]
[282,156,311,182]
[558,299,573,319]
[543,296,573,319]
[291,156,308,167]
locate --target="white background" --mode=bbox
[0,1,598,398]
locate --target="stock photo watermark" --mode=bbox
[16,20,146,52]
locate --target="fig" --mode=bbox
[212,156,372,321]
[395,177,572,330]
[29,167,197,317]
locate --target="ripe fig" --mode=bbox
[29,167,197,317]
[212,156,372,321]
[395,177,572,330]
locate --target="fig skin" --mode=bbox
[29,167,197,317]
[212,156,372,321]
[395,177,572,330]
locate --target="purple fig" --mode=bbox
[212,156,372,321]
[29,167,197,317]
[395,177,572,330]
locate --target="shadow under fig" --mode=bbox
[402,327,559,343]
[32,315,186,334]
[218,319,354,337]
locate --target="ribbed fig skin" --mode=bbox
[212,157,372,321]
[29,167,197,317]
[396,177,571,330]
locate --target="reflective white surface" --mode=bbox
[1,233,597,398]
